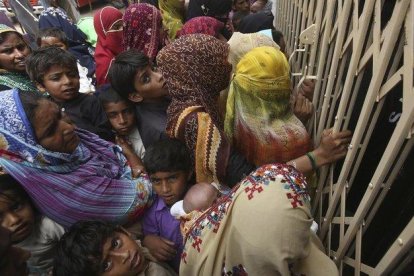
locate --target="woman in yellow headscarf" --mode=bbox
[225,46,311,165]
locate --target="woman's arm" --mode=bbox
[116,135,146,177]
[287,128,352,173]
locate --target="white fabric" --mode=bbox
[129,127,146,159]
[77,62,95,93]
[170,200,186,217]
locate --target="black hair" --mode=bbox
[0,174,31,205]
[53,221,120,276]
[18,90,48,132]
[271,30,284,45]
[37,27,69,47]
[143,138,192,175]
[98,85,131,107]
[232,11,249,30]
[108,49,149,100]
[26,46,78,85]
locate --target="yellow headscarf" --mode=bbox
[225,46,311,165]
[159,0,185,39]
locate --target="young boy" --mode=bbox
[37,27,96,94]
[26,46,114,141]
[141,138,193,272]
[108,49,169,148]
[53,220,177,276]
[99,85,146,172]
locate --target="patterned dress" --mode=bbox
[180,164,338,275]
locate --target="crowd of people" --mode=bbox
[0,0,352,275]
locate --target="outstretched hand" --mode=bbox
[313,128,352,166]
[292,93,314,124]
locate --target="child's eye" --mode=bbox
[11,202,22,211]
[150,179,161,185]
[16,44,27,51]
[1,49,13,54]
[111,238,121,249]
[68,72,79,78]
[102,260,112,272]
[168,175,178,183]
[141,74,150,84]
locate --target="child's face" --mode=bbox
[129,64,168,103]
[103,101,136,136]
[0,33,30,73]
[100,229,148,276]
[0,193,35,243]
[32,99,80,153]
[150,171,189,206]
[39,36,68,51]
[36,64,80,102]
[233,0,250,12]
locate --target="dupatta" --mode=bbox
[225,47,310,165]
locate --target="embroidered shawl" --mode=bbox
[157,34,232,184]
[122,3,164,59]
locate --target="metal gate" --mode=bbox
[275,0,414,274]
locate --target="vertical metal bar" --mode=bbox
[374,218,414,275]
[320,0,409,240]
[354,226,362,276]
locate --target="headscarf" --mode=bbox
[177,16,224,38]
[0,89,152,227]
[0,25,38,92]
[159,0,185,39]
[39,7,87,45]
[93,6,123,86]
[122,3,164,59]
[224,47,311,165]
[227,32,279,69]
[157,34,232,184]
[157,34,231,133]
[186,0,232,21]
[238,12,274,34]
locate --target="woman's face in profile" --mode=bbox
[32,99,80,154]
[0,32,30,73]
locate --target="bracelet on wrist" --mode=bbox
[306,152,318,171]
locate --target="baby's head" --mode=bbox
[99,86,136,137]
[37,27,69,50]
[0,174,36,243]
[54,221,148,276]
[183,182,219,213]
